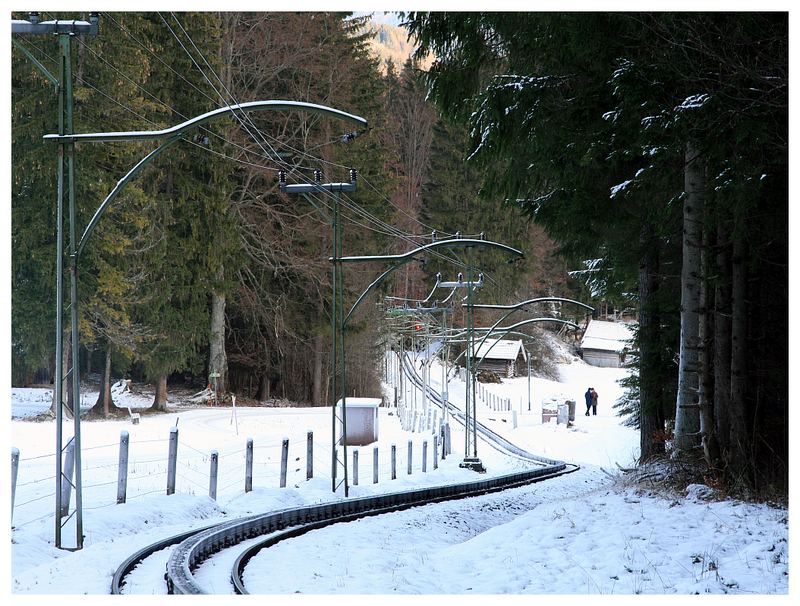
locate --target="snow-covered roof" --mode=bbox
[469,338,526,361]
[580,320,634,353]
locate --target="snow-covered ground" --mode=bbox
[7,345,789,596]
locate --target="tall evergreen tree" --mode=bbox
[12,12,158,414]
[11,30,59,387]
[405,12,787,493]
[127,12,231,409]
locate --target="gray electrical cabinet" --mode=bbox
[339,397,380,446]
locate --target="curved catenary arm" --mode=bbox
[338,238,522,264]
[472,318,580,370]
[44,100,367,143]
[342,239,523,326]
[470,297,593,366]
[449,317,579,368]
[48,100,368,258]
[76,135,181,256]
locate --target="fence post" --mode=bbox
[353,449,359,486]
[512,410,518,429]
[407,440,413,475]
[12,447,20,526]
[373,447,379,484]
[209,451,218,500]
[433,436,439,470]
[445,424,452,455]
[422,440,428,473]
[280,438,289,488]
[306,431,313,480]
[391,444,397,480]
[167,427,178,496]
[117,431,129,504]
[245,438,253,493]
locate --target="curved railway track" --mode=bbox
[112,352,578,594]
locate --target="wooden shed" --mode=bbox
[579,320,635,367]
[468,338,528,378]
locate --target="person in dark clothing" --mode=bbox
[584,387,593,416]
[591,388,598,415]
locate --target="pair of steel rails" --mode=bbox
[111,353,577,594]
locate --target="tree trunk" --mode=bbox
[102,347,112,416]
[209,270,228,395]
[85,346,93,378]
[638,223,665,461]
[728,235,749,480]
[698,231,720,468]
[257,372,270,402]
[151,375,169,412]
[673,141,704,453]
[90,346,113,417]
[313,332,324,406]
[713,223,732,456]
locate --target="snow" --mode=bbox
[469,338,525,361]
[7,344,790,597]
[610,179,633,198]
[676,93,711,111]
[602,109,620,122]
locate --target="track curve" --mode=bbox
[112,351,577,594]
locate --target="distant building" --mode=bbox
[468,338,528,378]
[579,320,635,367]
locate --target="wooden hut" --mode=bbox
[579,319,634,367]
[468,338,528,378]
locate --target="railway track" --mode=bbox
[112,352,577,594]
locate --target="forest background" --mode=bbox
[10,12,787,498]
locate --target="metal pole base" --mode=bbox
[459,457,486,473]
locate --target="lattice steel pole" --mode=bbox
[279,170,358,496]
[39,91,365,542]
[13,12,99,551]
[341,238,522,473]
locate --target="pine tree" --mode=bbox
[405,12,787,492]
[127,12,231,410]
[11,31,59,386]
[12,12,158,413]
